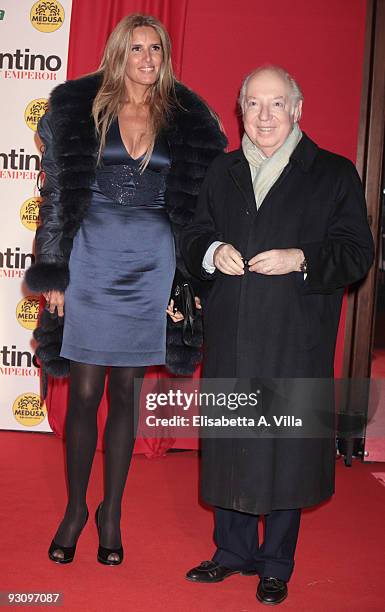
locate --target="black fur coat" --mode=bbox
[25,72,227,379]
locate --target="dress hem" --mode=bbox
[60,345,166,367]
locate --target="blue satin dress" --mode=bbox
[60,119,175,366]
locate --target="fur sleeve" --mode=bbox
[25,112,70,293]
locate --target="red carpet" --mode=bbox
[1,431,385,611]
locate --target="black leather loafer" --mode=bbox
[186,560,240,582]
[256,577,288,605]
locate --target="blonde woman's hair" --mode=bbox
[92,14,177,170]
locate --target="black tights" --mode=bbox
[52,361,145,553]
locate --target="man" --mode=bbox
[180,66,374,605]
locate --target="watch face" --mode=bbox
[300,258,307,273]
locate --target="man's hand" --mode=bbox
[43,290,65,316]
[248,249,304,275]
[213,243,245,275]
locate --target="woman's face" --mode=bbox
[125,26,163,88]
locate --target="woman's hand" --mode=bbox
[43,290,65,316]
[166,299,184,323]
[166,297,202,322]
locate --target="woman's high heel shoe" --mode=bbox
[48,507,89,564]
[95,502,124,566]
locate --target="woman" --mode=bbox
[26,13,226,566]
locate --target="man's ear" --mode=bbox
[294,100,303,123]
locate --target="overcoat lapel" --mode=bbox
[229,155,256,216]
[227,137,320,220]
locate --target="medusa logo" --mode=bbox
[16,296,40,330]
[25,98,48,132]
[13,393,46,426]
[30,0,64,33]
[20,197,41,231]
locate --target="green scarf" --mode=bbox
[242,123,302,209]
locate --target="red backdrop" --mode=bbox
[45,0,368,455]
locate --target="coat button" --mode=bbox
[245,209,250,215]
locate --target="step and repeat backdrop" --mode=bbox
[0,0,72,432]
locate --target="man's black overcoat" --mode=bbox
[181,133,374,514]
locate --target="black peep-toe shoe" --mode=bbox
[95,502,124,566]
[48,507,89,564]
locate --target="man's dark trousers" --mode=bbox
[212,506,301,581]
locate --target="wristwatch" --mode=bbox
[300,257,308,274]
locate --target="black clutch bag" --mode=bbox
[172,282,199,347]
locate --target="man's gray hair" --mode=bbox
[239,65,304,113]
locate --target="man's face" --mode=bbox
[243,70,302,157]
